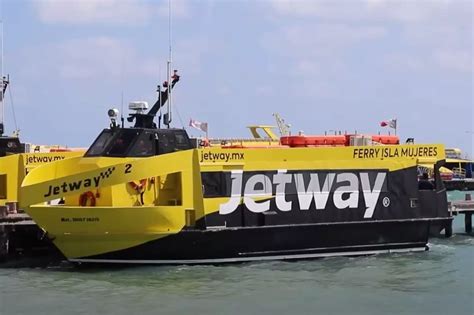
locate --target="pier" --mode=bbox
[448,193,474,233]
[0,202,56,262]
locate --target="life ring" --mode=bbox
[128,179,147,192]
[79,191,96,207]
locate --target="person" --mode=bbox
[136,139,152,156]
[418,172,434,190]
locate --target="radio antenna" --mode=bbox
[120,90,124,128]
[165,0,172,128]
[0,7,4,136]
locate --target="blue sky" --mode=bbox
[1,0,473,157]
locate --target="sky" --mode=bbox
[1,0,473,157]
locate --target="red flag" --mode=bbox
[380,118,397,129]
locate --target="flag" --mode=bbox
[380,118,397,129]
[189,119,208,133]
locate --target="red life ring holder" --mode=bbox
[79,191,96,207]
[128,179,147,192]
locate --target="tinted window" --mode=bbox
[85,130,114,156]
[107,129,139,156]
[128,132,155,157]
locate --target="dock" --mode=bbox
[444,179,474,191]
[0,203,57,261]
[448,193,474,233]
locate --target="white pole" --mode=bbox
[0,19,4,135]
[166,0,172,127]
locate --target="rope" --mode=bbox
[8,84,18,132]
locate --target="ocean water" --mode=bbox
[1,192,472,315]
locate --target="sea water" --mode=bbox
[1,192,472,315]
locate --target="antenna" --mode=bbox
[164,0,173,128]
[120,90,124,128]
[0,16,4,136]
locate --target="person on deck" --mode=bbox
[418,172,435,190]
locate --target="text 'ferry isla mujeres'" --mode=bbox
[19,72,452,264]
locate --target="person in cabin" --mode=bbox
[418,172,434,190]
[136,139,152,156]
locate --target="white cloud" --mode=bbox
[280,24,386,52]
[35,0,191,25]
[265,0,472,76]
[269,0,470,24]
[21,37,162,80]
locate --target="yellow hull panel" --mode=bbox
[27,205,184,258]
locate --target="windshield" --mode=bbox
[85,128,191,158]
[85,130,114,156]
[107,129,140,156]
[85,129,155,157]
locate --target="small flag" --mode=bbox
[189,119,208,133]
[380,118,397,129]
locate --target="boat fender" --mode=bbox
[128,179,147,193]
[79,191,96,207]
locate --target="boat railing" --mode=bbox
[452,167,466,179]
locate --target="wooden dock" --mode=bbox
[448,193,474,233]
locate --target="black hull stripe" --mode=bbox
[70,245,428,265]
[83,219,439,262]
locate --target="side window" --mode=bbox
[0,174,6,199]
[129,132,155,157]
[107,130,138,156]
[158,134,176,154]
[201,172,229,197]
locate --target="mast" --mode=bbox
[164,0,173,128]
[0,19,4,136]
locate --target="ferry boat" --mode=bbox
[19,73,452,264]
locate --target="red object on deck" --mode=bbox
[371,135,399,144]
[281,134,400,147]
[281,135,347,147]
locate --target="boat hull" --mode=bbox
[70,218,434,264]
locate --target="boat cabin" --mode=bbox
[0,136,24,157]
[85,127,194,158]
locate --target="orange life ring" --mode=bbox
[128,179,147,192]
[79,191,96,207]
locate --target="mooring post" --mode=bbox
[444,221,453,238]
[465,194,472,234]
[466,214,472,233]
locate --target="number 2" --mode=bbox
[125,164,132,174]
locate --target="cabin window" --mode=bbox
[128,132,155,157]
[107,130,139,156]
[202,172,229,197]
[157,133,176,154]
[0,174,6,199]
[85,130,114,156]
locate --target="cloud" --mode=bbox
[20,37,162,81]
[264,0,472,76]
[35,0,191,25]
[269,0,470,24]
